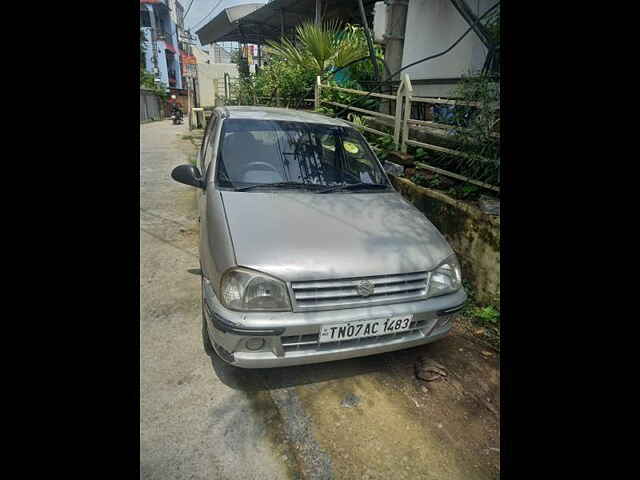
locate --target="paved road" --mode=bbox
[140,119,500,480]
[140,120,295,480]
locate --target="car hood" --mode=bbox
[220,191,453,282]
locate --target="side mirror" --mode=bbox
[171,164,203,189]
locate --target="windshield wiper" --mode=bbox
[318,183,389,194]
[231,181,320,192]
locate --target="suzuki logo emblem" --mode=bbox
[357,280,375,297]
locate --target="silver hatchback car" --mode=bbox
[171,106,466,368]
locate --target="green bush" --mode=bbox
[256,58,316,106]
[228,57,316,108]
[430,73,500,187]
[140,67,168,102]
[411,74,500,190]
[336,24,385,85]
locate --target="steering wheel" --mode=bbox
[242,161,281,176]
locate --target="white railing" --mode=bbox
[315,76,404,149]
[314,74,499,193]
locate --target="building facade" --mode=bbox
[400,0,496,97]
[140,0,185,92]
[191,45,239,108]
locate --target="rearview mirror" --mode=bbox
[171,164,203,189]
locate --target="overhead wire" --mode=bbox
[183,0,196,20]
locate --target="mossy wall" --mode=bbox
[390,175,500,304]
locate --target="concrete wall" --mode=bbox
[390,175,499,304]
[141,89,163,122]
[401,0,493,97]
[195,63,239,107]
[192,45,213,65]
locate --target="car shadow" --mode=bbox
[208,347,397,392]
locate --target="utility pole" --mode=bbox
[357,0,380,82]
[384,0,409,83]
[382,0,409,114]
[280,9,285,38]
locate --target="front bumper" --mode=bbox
[203,278,467,368]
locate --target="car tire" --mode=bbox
[201,274,215,357]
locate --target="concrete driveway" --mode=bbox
[140,119,500,480]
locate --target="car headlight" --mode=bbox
[428,254,462,297]
[220,267,291,311]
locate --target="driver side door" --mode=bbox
[198,114,217,269]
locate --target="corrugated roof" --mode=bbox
[196,0,369,45]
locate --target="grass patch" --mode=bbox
[458,286,500,351]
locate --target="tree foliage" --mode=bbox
[449,74,500,185]
[414,73,500,189]
[337,24,385,85]
[265,20,368,77]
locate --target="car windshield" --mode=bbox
[215,119,389,191]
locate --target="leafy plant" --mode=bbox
[445,73,500,187]
[367,134,395,161]
[336,24,385,84]
[227,55,317,108]
[229,75,258,105]
[447,183,482,201]
[414,148,427,161]
[459,293,501,350]
[140,67,169,102]
[347,113,367,133]
[472,305,500,324]
[265,20,368,78]
[255,57,316,107]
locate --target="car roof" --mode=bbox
[216,106,352,127]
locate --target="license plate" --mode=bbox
[318,315,414,343]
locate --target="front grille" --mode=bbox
[291,271,429,311]
[280,319,431,353]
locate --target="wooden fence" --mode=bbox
[203,73,499,192]
[314,74,499,193]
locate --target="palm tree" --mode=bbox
[265,20,368,78]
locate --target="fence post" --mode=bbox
[393,81,404,150]
[276,87,280,107]
[314,76,321,111]
[401,74,414,153]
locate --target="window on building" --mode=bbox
[176,5,184,29]
[140,10,151,28]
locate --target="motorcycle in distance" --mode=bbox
[171,105,184,125]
